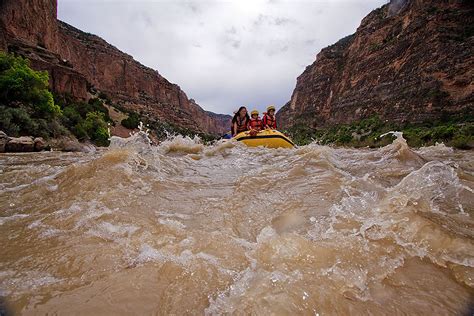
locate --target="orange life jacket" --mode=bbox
[263,113,277,129]
[249,117,263,130]
[234,116,249,134]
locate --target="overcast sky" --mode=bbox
[58,0,386,115]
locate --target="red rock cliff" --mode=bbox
[0,0,88,99]
[0,0,230,135]
[277,0,473,129]
[0,0,58,51]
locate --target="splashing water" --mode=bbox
[0,133,473,314]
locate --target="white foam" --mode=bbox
[158,218,186,230]
[0,271,62,296]
[88,221,139,240]
[256,226,277,243]
[0,214,29,226]
[156,210,191,220]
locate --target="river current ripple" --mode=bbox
[0,133,473,315]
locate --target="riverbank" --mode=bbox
[283,115,474,149]
[0,131,97,153]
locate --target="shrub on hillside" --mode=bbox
[0,52,64,137]
[55,95,112,146]
[0,52,60,117]
[0,52,113,146]
[285,115,472,149]
[81,111,110,146]
[121,112,140,129]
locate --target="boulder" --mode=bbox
[0,131,9,153]
[34,137,47,151]
[62,140,85,152]
[49,138,91,152]
[6,136,35,152]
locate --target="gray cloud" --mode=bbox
[58,0,386,115]
[231,40,241,49]
[274,17,294,26]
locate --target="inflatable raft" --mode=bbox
[233,129,295,149]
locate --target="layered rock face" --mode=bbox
[278,0,473,129]
[0,0,88,99]
[56,22,230,134]
[0,0,230,135]
[0,0,59,52]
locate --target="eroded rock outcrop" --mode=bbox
[0,0,230,135]
[0,132,52,153]
[0,131,8,152]
[56,22,230,134]
[33,137,46,151]
[0,0,59,52]
[278,0,473,129]
[5,136,35,152]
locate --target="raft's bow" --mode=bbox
[233,130,295,149]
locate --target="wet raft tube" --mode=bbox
[234,130,295,148]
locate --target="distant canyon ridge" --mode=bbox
[0,0,231,135]
[277,0,473,129]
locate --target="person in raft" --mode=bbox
[263,105,277,130]
[248,109,263,136]
[231,106,250,136]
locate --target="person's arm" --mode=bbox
[232,122,237,136]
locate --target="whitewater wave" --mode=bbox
[0,132,472,314]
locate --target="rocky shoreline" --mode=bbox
[0,131,96,153]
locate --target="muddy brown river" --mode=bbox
[0,133,473,315]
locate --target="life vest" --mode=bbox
[234,116,249,134]
[263,113,277,129]
[249,117,263,130]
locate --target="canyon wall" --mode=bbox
[0,0,230,135]
[0,0,88,99]
[278,0,473,129]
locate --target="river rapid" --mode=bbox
[0,132,473,315]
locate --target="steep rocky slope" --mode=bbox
[278,0,473,129]
[0,0,230,135]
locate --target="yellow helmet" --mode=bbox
[251,110,259,116]
[267,105,276,112]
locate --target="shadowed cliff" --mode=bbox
[277,0,473,129]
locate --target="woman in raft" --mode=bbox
[231,105,278,137]
[231,106,250,136]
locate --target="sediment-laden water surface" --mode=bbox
[1,133,473,315]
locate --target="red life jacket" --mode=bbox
[249,117,263,130]
[234,116,249,134]
[263,113,277,129]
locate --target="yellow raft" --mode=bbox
[233,129,295,149]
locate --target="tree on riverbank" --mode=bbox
[0,52,63,138]
[0,52,110,146]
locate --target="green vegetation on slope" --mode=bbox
[0,52,111,146]
[0,52,64,138]
[283,114,473,149]
[121,112,140,129]
[54,94,112,146]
